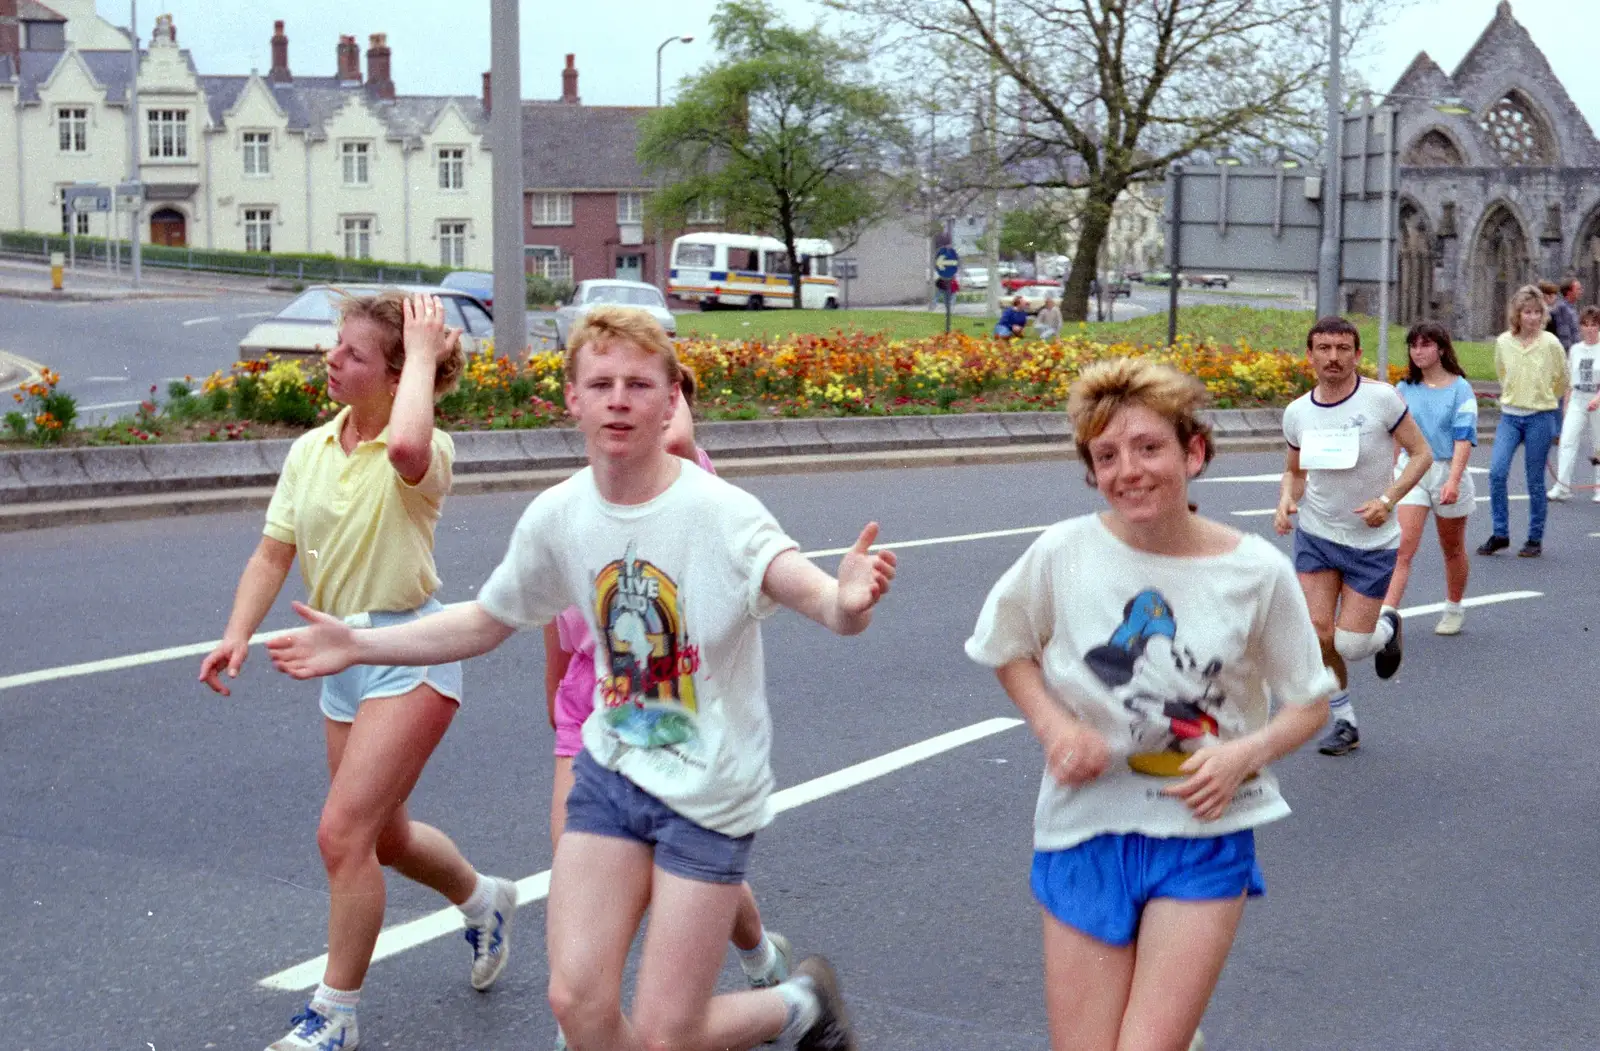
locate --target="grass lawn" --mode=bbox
[675,304,1497,382]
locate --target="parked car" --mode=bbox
[238,284,495,361]
[1014,281,1064,313]
[960,266,990,290]
[1184,272,1232,289]
[1121,266,1145,283]
[1090,279,1132,300]
[1141,270,1176,287]
[440,270,496,309]
[554,279,677,349]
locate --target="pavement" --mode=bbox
[2,449,1597,1050]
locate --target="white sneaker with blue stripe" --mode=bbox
[267,1004,357,1051]
[465,876,517,991]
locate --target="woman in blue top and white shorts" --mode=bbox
[1381,321,1478,636]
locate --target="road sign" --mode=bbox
[835,256,859,280]
[115,182,144,211]
[64,186,111,213]
[934,245,960,281]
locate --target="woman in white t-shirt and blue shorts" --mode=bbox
[1381,321,1478,636]
[967,359,1335,1051]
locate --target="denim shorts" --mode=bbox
[317,597,464,723]
[1032,831,1265,947]
[565,750,754,884]
[1293,528,1398,600]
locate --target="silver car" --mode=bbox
[554,280,677,349]
[238,284,496,361]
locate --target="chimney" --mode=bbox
[0,0,19,72]
[561,53,579,104]
[366,33,393,100]
[336,34,362,85]
[481,71,491,115]
[268,20,291,83]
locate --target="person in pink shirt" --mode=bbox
[540,369,790,1050]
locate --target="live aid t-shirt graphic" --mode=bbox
[592,541,706,764]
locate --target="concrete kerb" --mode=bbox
[0,408,1294,528]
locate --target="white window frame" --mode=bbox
[686,198,724,225]
[244,208,273,253]
[437,147,466,191]
[341,141,371,186]
[146,109,188,159]
[438,220,468,268]
[58,107,88,153]
[242,131,271,176]
[617,192,645,224]
[525,245,573,282]
[342,216,373,259]
[530,192,572,226]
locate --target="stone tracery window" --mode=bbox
[1480,92,1556,165]
[1403,130,1465,167]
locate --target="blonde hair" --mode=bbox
[1506,284,1549,337]
[336,290,466,397]
[564,305,682,386]
[1068,358,1215,482]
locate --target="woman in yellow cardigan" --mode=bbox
[1478,284,1569,558]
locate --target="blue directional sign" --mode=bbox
[934,245,960,280]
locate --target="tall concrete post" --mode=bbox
[489,0,527,357]
[1316,0,1342,317]
[128,0,141,288]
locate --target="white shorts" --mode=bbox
[1397,460,1475,519]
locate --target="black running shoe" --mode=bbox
[1476,535,1510,555]
[795,956,856,1051]
[1518,541,1542,558]
[1317,719,1360,756]
[1374,609,1403,680]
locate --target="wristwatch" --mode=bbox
[1378,494,1394,510]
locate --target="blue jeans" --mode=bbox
[1488,409,1560,542]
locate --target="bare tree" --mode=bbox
[838,0,1402,321]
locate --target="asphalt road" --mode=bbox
[3,450,1597,1050]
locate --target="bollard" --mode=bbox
[50,251,64,292]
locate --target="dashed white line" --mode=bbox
[181,316,222,327]
[1398,590,1541,617]
[236,311,274,319]
[1233,494,1524,517]
[75,399,144,412]
[258,715,1026,990]
[84,376,131,383]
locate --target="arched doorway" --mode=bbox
[1574,207,1600,312]
[1471,205,1529,337]
[150,207,187,247]
[1397,200,1435,326]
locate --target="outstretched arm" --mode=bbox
[199,535,296,695]
[267,600,516,679]
[761,523,897,635]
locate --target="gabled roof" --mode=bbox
[1386,51,1451,102]
[1447,0,1599,154]
[19,0,66,22]
[521,103,651,189]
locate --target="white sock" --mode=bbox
[458,872,495,924]
[1329,689,1358,729]
[738,931,776,979]
[1444,600,1464,615]
[777,976,821,1043]
[311,981,359,1017]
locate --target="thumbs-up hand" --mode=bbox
[836,522,898,617]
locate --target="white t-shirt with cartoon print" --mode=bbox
[1281,379,1410,550]
[478,461,798,838]
[965,514,1337,852]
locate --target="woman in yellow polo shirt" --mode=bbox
[199,292,515,1051]
[1478,283,1569,558]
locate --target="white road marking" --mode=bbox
[84,376,131,383]
[236,311,274,319]
[181,316,222,327]
[1209,466,1488,486]
[1233,494,1524,517]
[258,715,1024,990]
[1398,590,1541,618]
[76,399,144,412]
[0,531,1048,693]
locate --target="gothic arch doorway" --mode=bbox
[1397,200,1434,326]
[1471,205,1529,337]
[1574,207,1600,312]
[150,207,187,248]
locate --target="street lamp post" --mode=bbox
[1316,0,1341,317]
[654,34,694,294]
[127,0,141,289]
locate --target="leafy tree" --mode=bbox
[639,0,909,308]
[1000,202,1074,260]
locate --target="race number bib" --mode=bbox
[1299,427,1360,470]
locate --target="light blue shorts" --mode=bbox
[317,597,463,723]
[1032,830,1265,947]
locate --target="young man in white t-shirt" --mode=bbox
[268,306,898,1051]
[1275,317,1433,756]
[1548,306,1600,501]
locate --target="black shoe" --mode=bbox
[1518,541,1543,558]
[1476,535,1510,555]
[1317,719,1360,756]
[794,956,856,1051]
[1374,609,1403,680]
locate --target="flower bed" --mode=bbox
[4,332,1405,447]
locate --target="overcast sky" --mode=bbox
[95,0,1596,122]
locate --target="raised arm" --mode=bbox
[388,294,461,485]
[267,600,515,680]
[761,523,897,635]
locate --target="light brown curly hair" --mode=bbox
[336,289,466,397]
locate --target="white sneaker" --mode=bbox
[267,1005,357,1051]
[465,876,517,991]
[1547,484,1573,501]
[1435,610,1464,636]
[746,931,794,989]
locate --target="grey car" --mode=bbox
[554,280,677,349]
[239,284,495,361]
